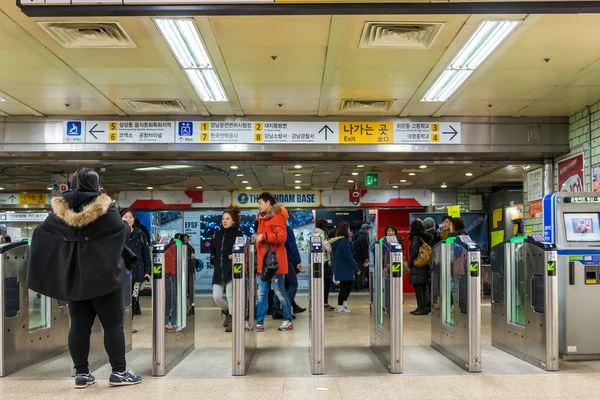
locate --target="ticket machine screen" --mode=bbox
[564,213,600,242]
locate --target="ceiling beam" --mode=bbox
[318,16,345,117]
[18,1,600,17]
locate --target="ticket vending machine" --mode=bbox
[543,192,600,360]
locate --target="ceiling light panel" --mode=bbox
[421,20,520,103]
[154,19,228,102]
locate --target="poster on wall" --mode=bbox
[528,200,543,219]
[558,153,585,192]
[593,165,600,192]
[527,168,543,202]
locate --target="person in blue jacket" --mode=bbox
[330,221,360,313]
[272,225,306,318]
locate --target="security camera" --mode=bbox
[352,190,361,198]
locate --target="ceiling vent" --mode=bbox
[359,22,444,49]
[37,21,136,48]
[125,99,187,113]
[340,100,395,113]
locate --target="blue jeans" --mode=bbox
[257,274,292,324]
[273,266,298,313]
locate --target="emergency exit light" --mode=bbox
[421,20,520,102]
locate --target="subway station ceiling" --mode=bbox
[0,162,527,192]
[0,4,600,118]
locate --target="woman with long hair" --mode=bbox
[329,221,360,313]
[315,218,334,310]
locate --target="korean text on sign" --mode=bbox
[338,122,393,144]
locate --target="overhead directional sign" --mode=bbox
[395,122,461,144]
[63,120,462,145]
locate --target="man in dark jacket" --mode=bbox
[27,168,142,388]
[352,224,371,290]
[273,225,306,318]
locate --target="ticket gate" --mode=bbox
[309,236,324,375]
[152,240,195,376]
[490,235,559,371]
[431,235,481,372]
[232,238,257,376]
[370,237,403,374]
[1,242,70,377]
[86,272,133,373]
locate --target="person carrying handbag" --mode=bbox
[408,220,433,316]
[254,192,294,332]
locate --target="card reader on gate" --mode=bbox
[310,237,322,279]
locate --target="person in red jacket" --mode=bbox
[255,192,293,332]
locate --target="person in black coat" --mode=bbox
[120,209,151,328]
[27,168,142,388]
[210,207,243,332]
[450,217,468,237]
[409,220,432,316]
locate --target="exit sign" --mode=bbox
[365,173,379,187]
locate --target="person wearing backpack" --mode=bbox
[408,220,432,316]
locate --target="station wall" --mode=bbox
[524,99,600,236]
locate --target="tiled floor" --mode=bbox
[2,292,600,399]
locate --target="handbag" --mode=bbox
[261,245,279,282]
[414,238,432,268]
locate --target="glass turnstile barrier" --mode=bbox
[152,240,195,376]
[490,235,558,371]
[1,242,70,377]
[232,238,257,376]
[369,237,403,374]
[431,235,481,372]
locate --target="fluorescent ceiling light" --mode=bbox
[160,165,191,169]
[420,165,428,169]
[421,20,520,102]
[400,179,407,183]
[294,165,303,169]
[196,186,203,189]
[348,180,354,183]
[294,173,302,177]
[393,185,399,189]
[357,165,365,168]
[230,165,238,170]
[237,174,244,177]
[465,172,473,176]
[242,180,249,184]
[295,180,302,183]
[351,172,359,176]
[134,166,161,171]
[295,186,301,189]
[441,184,448,188]
[155,19,228,102]
[246,186,252,190]
[0,187,4,190]
[147,186,154,190]
[409,173,416,176]
[47,187,52,190]
[0,97,5,102]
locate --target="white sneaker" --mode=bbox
[278,321,293,331]
[335,306,344,313]
[340,307,351,313]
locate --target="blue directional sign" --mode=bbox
[178,121,193,137]
[66,121,82,137]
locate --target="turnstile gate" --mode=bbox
[152,239,195,376]
[431,235,481,372]
[1,242,70,377]
[232,238,257,376]
[490,235,559,371]
[370,237,403,374]
[309,236,324,375]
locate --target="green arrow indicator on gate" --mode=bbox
[547,261,556,272]
[392,262,401,274]
[470,262,479,273]
[233,264,242,274]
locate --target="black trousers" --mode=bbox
[414,284,428,311]
[338,280,353,306]
[324,276,332,305]
[68,287,127,374]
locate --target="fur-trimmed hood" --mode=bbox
[52,193,112,228]
[257,203,289,221]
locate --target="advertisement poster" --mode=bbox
[593,165,600,192]
[527,168,543,202]
[558,153,585,192]
[528,200,543,219]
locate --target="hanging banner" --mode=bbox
[558,153,585,192]
[527,168,543,202]
[232,190,321,208]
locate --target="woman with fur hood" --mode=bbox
[27,168,142,389]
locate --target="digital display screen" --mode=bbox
[531,235,545,242]
[458,235,472,243]
[564,213,600,242]
[311,236,321,243]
